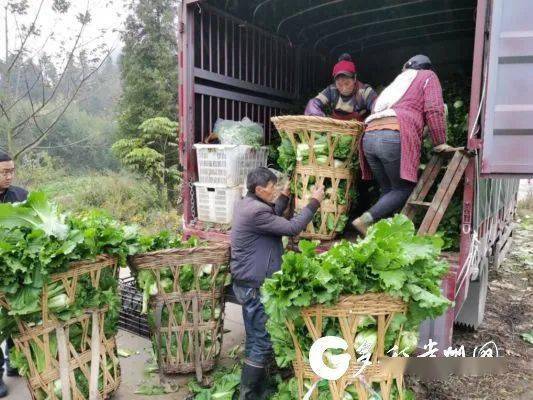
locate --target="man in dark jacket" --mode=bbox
[230,167,324,399]
[0,150,27,398]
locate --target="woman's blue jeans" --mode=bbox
[362,130,416,220]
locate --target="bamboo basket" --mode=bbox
[271,116,364,240]
[286,293,408,400]
[270,115,364,169]
[13,308,121,400]
[1,255,121,400]
[293,164,354,240]
[0,255,118,335]
[128,242,230,381]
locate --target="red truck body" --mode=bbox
[178,0,532,352]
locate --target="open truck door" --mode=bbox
[481,0,533,176]
[455,0,531,330]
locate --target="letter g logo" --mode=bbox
[309,336,351,380]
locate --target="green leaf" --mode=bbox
[521,331,533,345]
[376,269,407,291]
[0,192,68,239]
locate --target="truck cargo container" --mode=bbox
[177,0,532,352]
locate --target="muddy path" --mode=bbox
[409,209,533,400]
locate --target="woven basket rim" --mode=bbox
[132,241,230,258]
[130,241,230,259]
[67,253,117,267]
[271,115,364,130]
[300,293,407,316]
[150,288,224,304]
[129,241,230,269]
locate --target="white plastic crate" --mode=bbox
[194,182,243,224]
[194,144,269,186]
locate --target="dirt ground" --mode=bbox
[408,206,533,400]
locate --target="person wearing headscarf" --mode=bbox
[352,55,453,235]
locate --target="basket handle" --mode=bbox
[89,311,101,400]
[56,324,72,400]
[192,294,203,382]
[153,302,164,373]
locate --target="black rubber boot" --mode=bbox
[5,363,18,377]
[0,375,8,398]
[239,362,266,400]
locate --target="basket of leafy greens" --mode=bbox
[262,214,452,399]
[129,238,231,380]
[0,192,137,400]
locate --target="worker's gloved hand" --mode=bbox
[304,99,326,117]
[433,143,454,153]
[311,185,325,202]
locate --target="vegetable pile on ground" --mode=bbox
[132,235,231,363]
[187,364,242,399]
[0,192,139,398]
[262,214,452,369]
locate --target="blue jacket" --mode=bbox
[230,193,319,288]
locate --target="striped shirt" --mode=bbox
[359,70,447,183]
[315,81,377,120]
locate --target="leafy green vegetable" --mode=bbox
[398,330,419,354]
[520,331,533,345]
[0,194,137,338]
[262,214,452,367]
[187,365,241,399]
[354,329,377,354]
[216,117,263,147]
[277,135,296,173]
[276,129,356,172]
[0,191,69,239]
[135,382,179,395]
[333,135,353,160]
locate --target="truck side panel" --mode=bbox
[179,3,331,227]
[481,0,533,175]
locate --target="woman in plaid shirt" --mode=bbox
[352,55,453,235]
[304,53,377,122]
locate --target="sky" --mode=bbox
[0,0,130,66]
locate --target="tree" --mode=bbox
[118,0,179,138]
[0,0,116,159]
[112,117,180,205]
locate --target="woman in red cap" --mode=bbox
[304,53,377,122]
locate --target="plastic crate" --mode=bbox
[194,144,269,186]
[194,182,243,224]
[119,277,150,338]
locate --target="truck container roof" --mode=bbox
[206,0,476,84]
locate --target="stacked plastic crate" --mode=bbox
[194,144,269,224]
